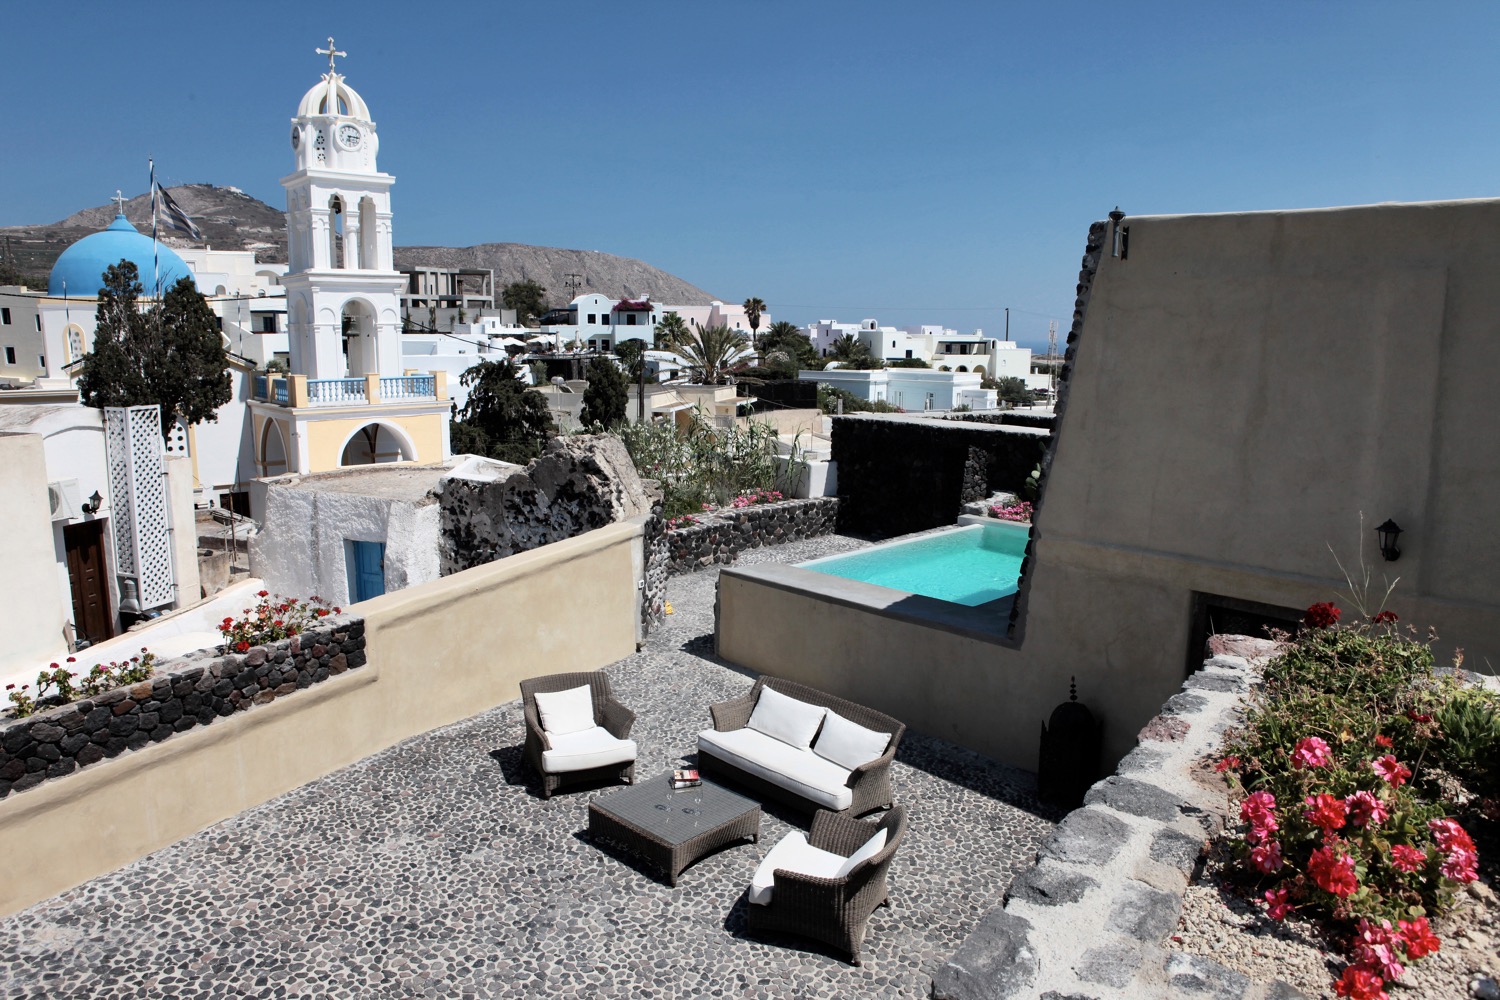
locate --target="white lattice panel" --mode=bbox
[105,406,176,610]
[105,408,135,575]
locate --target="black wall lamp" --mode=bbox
[81,490,103,515]
[1375,519,1403,562]
[1109,206,1128,259]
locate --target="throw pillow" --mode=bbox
[534,684,596,736]
[813,710,892,771]
[746,686,827,750]
[835,828,889,877]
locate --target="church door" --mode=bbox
[64,520,115,646]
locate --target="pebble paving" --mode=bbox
[0,534,1059,999]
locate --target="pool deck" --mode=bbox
[0,533,1058,999]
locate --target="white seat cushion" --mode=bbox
[746,686,827,750]
[748,830,847,906]
[698,727,854,811]
[835,828,888,877]
[541,726,637,773]
[813,711,892,772]
[534,685,596,737]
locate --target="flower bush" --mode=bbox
[665,514,699,530]
[618,417,788,518]
[989,500,1034,522]
[1216,604,1494,999]
[218,591,338,654]
[6,650,157,719]
[728,488,783,509]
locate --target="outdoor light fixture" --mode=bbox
[1109,206,1129,259]
[1375,519,1403,562]
[81,490,103,515]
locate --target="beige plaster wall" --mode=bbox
[0,433,70,673]
[0,519,642,916]
[304,410,445,471]
[722,199,1500,772]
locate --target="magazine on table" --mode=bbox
[671,768,702,789]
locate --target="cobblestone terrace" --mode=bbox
[0,535,1059,999]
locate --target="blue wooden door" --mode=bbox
[347,540,386,602]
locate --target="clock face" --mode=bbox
[290,127,300,150]
[337,124,362,150]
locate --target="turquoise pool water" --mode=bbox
[797,522,1029,607]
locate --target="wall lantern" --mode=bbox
[1375,519,1403,562]
[1108,206,1128,259]
[81,490,103,515]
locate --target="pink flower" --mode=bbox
[1263,886,1293,920]
[1352,919,1404,981]
[1249,839,1284,874]
[1240,791,1279,833]
[1304,793,1349,832]
[1345,791,1389,829]
[1398,917,1441,960]
[1440,849,1479,884]
[1371,755,1411,787]
[1292,736,1333,769]
[1428,818,1475,854]
[1308,844,1359,898]
[1388,844,1426,873]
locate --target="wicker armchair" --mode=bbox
[520,671,637,798]
[703,676,905,815]
[746,806,907,965]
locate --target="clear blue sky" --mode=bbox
[3,1,1496,350]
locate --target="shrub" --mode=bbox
[619,415,786,518]
[218,591,339,654]
[6,650,157,719]
[990,500,1033,522]
[1217,608,1489,996]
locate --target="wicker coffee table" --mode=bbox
[588,772,761,886]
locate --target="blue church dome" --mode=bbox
[48,214,195,297]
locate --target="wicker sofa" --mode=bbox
[698,676,905,816]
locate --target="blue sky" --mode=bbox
[3,1,1496,350]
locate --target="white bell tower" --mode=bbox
[281,38,403,380]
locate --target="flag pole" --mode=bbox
[150,158,160,300]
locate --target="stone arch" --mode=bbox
[337,420,416,467]
[341,297,379,376]
[973,364,986,377]
[956,365,969,373]
[260,419,289,477]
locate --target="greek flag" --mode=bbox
[154,183,203,241]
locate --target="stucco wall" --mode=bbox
[0,434,70,672]
[0,520,642,915]
[303,409,445,470]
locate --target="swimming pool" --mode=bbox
[797,521,1029,607]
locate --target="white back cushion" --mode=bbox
[813,710,892,771]
[534,684,596,736]
[835,828,889,877]
[746,686,827,750]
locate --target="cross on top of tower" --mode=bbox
[112,190,126,214]
[316,37,346,75]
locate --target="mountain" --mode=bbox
[0,185,719,307]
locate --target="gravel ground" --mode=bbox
[1173,837,1500,998]
[0,533,1058,999]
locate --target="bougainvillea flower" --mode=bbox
[1371,755,1411,787]
[1308,845,1359,898]
[1304,793,1349,831]
[1304,602,1342,628]
[1344,791,1389,829]
[1333,966,1387,1000]
[1263,886,1293,920]
[1249,839,1284,874]
[1292,736,1334,769]
[1397,917,1441,959]
[1388,844,1427,873]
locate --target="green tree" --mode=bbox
[994,376,1034,406]
[758,320,817,376]
[78,262,232,440]
[667,323,750,385]
[615,338,646,381]
[828,334,884,369]
[501,279,548,326]
[654,310,688,349]
[580,356,628,429]
[454,358,555,463]
[742,296,766,348]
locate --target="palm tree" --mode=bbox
[654,310,689,349]
[668,322,750,384]
[742,297,766,349]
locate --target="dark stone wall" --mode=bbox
[831,416,1049,537]
[0,618,366,800]
[945,411,1056,431]
[746,380,819,411]
[656,498,839,576]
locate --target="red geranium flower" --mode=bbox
[1371,610,1398,624]
[1345,791,1389,829]
[235,641,250,653]
[1389,844,1426,873]
[257,590,269,598]
[1241,791,1278,832]
[1263,886,1293,920]
[1371,755,1411,787]
[1304,602,1342,629]
[1308,844,1359,898]
[1374,734,1393,748]
[1214,755,1241,773]
[1292,736,1334,769]
[1398,917,1441,960]
[1249,839,1284,874]
[1304,793,1349,832]
[1333,966,1387,1000]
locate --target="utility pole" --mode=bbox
[563,273,582,299]
[1004,307,1009,342]
[1047,319,1059,396]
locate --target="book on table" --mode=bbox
[671,768,702,788]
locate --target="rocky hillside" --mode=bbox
[1,186,718,307]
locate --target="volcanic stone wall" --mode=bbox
[0,618,366,800]
[831,415,1050,537]
[945,411,1056,431]
[657,498,839,576]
